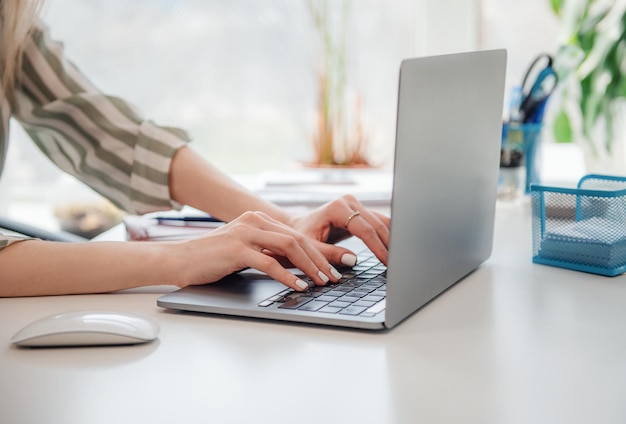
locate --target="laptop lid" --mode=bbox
[385,49,506,328]
[157,49,507,330]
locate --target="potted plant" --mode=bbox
[307,0,370,167]
[550,0,626,172]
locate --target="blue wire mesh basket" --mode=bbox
[531,174,626,276]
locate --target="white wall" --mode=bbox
[416,0,480,55]
[480,0,561,125]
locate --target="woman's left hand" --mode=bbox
[288,194,390,267]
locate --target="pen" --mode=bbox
[155,216,225,227]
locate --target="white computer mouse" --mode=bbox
[11,310,160,347]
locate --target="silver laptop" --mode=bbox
[157,49,507,330]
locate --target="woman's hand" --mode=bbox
[288,194,391,266]
[175,211,345,292]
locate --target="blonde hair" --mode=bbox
[0,0,43,98]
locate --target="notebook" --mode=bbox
[157,49,507,330]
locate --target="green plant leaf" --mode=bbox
[550,0,626,154]
[553,109,573,143]
[550,0,563,15]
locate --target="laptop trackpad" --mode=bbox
[164,269,294,309]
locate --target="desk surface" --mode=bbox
[2,202,626,424]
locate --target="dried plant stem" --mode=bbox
[307,0,370,167]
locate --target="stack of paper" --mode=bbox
[538,217,626,269]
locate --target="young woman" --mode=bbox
[0,0,390,297]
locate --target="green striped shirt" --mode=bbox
[0,21,190,249]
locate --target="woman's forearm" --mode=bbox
[169,146,293,224]
[0,208,357,297]
[0,146,302,298]
[0,239,181,297]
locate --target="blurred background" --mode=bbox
[0,0,591,237]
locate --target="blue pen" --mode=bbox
[527,97,549,123]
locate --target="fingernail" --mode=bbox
[317,271,330,284]
[295,279,309,290]
[330,266,342,280]
[341,253,357,267]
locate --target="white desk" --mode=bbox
[2,202,626,424]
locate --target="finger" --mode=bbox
[313,240,359,268]
[251,230,331,286]
[338,198,390,265]
[371,209,391,229]
[261,231,344,285]
[245,250,313,292]
[331,195,390,241]
[347,206,390,248]
[342,196,390,236]
[241,212,343,285]
[346,219,389,266]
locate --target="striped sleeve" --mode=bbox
[10,21,191,215]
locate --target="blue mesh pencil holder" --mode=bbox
[531,174,626,276]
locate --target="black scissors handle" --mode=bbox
[521,53,554,94]
[519,53,558,123]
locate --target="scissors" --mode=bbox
[518,53,558,123]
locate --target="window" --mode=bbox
[2,0,559,233]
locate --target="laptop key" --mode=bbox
[352,265,370,272]
[353,300,376,308]
[354,277,372,284]
[366,299,386,314]
[318,306,343,314]
[339,306,368,316]
[354,287,376,293]
[279,297,313,309]
[342,291,367,299]
[317,295,340,303]
[334,287,354,292]
[362,295,384,303]
[326,290,348,297]
[309,286,332,293]
[298,301,329,312]
[328,300,353,309]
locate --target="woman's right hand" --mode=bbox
[173,211,345,292]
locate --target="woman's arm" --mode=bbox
[0,240,176,297]
[0,147,360,298]
[0,209,348,297]
[168,145,290,224]
[169,145,390,265]
[0,144,388,298]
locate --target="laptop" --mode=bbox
[157,49,507,330]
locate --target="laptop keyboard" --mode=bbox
[257,250,386,317]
